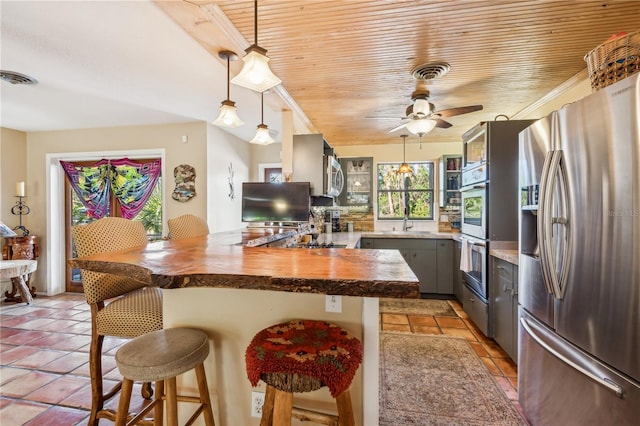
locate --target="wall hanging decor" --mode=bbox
[172,164,196,202]
[227,162,235,200]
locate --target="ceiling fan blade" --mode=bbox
[388,122,409,133]
[365,116,408,120]
[436,105,483,118]
[434,118,453,129]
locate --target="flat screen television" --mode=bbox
[241,182,311,223]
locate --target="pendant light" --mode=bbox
[231,0,281,93]
[213,50,244,128]
[250,92,276,145]
[397,134,413,174]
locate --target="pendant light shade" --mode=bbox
[213,50,244,128]
[406,118,437,136]
[231,0,281,93]
[250,92,275,145]
[213,100,244,128]
[412,98,431,116]
[250,123,275,145]
[398,134,413,175]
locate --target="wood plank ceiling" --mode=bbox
[157,0,640,147]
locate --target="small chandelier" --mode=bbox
[231,0,281,93]
[250,92,276,145]
[398,134,413,174]
[213,50,244,128]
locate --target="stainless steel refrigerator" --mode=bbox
[518,72,640,425]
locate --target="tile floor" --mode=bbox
[1,293,524,425]
[380,298,525,420]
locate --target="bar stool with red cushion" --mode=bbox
[245,319,363,426]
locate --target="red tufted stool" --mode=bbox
[246,320,363,426]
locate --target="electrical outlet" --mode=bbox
[251,391,265,418]
[325,295,342,313]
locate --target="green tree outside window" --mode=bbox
[377,162,434,220]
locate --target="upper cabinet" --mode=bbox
[438,154,462,230]
[292,134,334,196]
[339,157,373,207]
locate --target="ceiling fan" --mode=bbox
[375,62,483,136]
[387,86,483,135]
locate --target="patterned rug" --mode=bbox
[379,297,457,317]
[379,333,527,426]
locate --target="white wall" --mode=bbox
[206,123,252,232]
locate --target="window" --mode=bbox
[377,162,434,220]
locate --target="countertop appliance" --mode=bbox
[518,72,640,425]
[458,119,534,337]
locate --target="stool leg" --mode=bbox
[260,385,276,426]
[272,388,293,426]
[115,378,134,426]
[166,377,179,426]
[336,390,355,426]
[154,380,164,426]
[194,363,215,426]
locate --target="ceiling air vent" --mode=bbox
[0,70,38,85]
[411,62,451,81]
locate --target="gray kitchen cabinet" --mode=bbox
[339,157,373,207]
[436,240,453,294]
[462,285,489,336]
[491,256,519,362]
[292,134,333,196]
[453,240,463,301]
[360,238,453,295]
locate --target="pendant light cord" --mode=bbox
[254,0,258,46]
[261,92,264,124]
[226,55,230,100]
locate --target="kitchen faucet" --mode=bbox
[402,207,413,231]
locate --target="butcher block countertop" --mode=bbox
[70,228,419,299]
[489,241,519,265]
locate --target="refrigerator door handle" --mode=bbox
[540,150,571,299]
[537,151,555,294]
[520,316,624,398]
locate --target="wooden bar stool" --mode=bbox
[114,328,216,426]
[246,320,363,426]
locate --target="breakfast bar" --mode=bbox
[70,228,419,425]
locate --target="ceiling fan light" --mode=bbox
[213,100,244,128]
[406,118,437,136]
[231,46,281,93]
[250,123,276,145]
[398,162,413,174]
[412,98,430,116]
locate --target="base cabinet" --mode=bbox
[462,285,489,336]
[360,238,453,295]
[453,240,463,301]
[491,256,518,362]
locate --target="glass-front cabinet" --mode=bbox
[438,154,462,230]
[339,157,373,206]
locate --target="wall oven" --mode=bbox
[460,236,487,300]
[460,184,487,240]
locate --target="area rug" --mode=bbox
[379,297,457,317]
[379,333,527,426]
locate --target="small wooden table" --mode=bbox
[0,260,37,304]
[3,235,39,302]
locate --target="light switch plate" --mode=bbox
[325,295,342,313]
